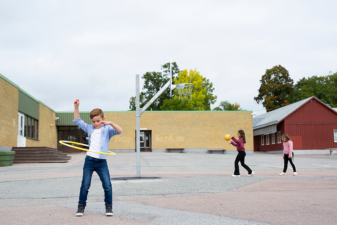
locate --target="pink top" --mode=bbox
[283,140,293,156]
[230,137,245,151]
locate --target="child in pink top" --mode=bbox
[280,134,297,176]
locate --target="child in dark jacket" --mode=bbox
[230,130,254,177]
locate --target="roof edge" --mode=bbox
[39,101,56,113]
[1,73,56,113]
[253,120,279,130]
[277,96,337,124]
[0,73,19,88]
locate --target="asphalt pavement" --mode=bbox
[1,152,337,225]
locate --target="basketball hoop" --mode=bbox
[176,83,193,100]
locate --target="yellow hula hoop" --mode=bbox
[59,140,116,156]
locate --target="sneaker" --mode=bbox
[293,172,297,176]
[248,171,255,177]
[279,172,286,176]
[76,204,85,217]
[105,204,113,216]
[232,175,240,177]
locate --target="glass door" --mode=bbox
[135,130,151,152]
[144,131,151,151]
[58,126,85,150]
[140,132,145,152]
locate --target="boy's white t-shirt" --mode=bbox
[87,128,101,159]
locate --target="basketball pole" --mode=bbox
[136,74,141,177]
[135,64,176,177]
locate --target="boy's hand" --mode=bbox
[74,99,80,108]
[103,121,123,134]
[101,121,112,125]
[230,135,233,139]
[289,156,291,159]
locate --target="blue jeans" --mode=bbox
[79,156,112,206]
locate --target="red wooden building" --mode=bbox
[253,96,337,153]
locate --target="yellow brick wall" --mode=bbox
[0,77,19,148]
[26,103,57,148]
[105,111,253,151]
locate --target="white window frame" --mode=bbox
[266,134,270,145]
[334,130,337,142]
[271,133,275,144]
[261,135,264,146]
[277,131,282,144]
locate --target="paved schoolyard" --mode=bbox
[1,152,337,225]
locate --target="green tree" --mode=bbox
[128,62,179,111]
[160,69,217,110]
[202,77,217,110]
[291,72,337,107]
[254,65,294,112]
[213,101,242,111]
[129,93,145,111]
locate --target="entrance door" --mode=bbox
[135,130,152,152]
[140,132,145,152]
[144,131,151,151]
[17,113,26,147]
[57,126,85,153]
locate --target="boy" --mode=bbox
[73,99,122,217]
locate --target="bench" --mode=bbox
[166,148,185,153]
[208,148,226,154]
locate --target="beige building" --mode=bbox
[1,74,253,154]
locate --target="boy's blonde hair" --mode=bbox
[90,108,104,119]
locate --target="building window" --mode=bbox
[24,115,38,140]
[261,135,264,146]
[272,133,275,144]
[334,130,337,142]
[266,134,270,145]
[277,131,282,143]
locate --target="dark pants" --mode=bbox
[283,154,296,173]
[234,151,252,175]
[79,156,112,207]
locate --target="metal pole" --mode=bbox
[136,74,141,177]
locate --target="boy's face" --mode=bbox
[91,115,105,129]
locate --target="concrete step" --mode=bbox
[14,155,71,160]
[12,147,52,150]
[13,159,69,163]
[13,151,68,156]
[12,147,71,163]
[13,151,69,158]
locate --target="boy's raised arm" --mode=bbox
[73,99,89,133]
[74,99,80,120]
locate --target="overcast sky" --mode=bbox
[1,0,336,115]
